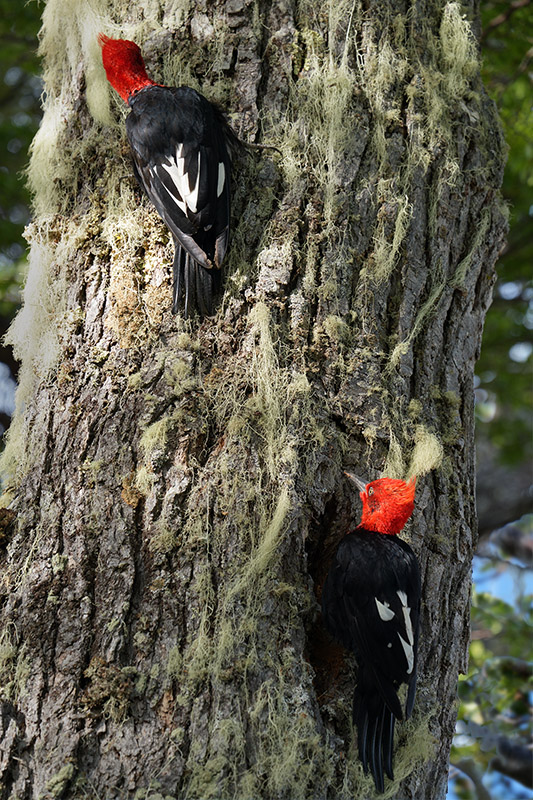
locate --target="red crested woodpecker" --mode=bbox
[321,473,421,793]
[98,35,233,318]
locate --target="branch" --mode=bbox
[516,45,533,76]
[476,524,533,566]
[451,759,493,800]
[481,0,532,42]
[492,736,533,789]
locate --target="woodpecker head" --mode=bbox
[98,34,155,103]
[345,472,416,535]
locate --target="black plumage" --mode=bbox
[126,85,232,317]
[322,528,421,793]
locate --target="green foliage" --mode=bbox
[475,0,533,464]
[451,585,532,798]
[454,15,533,792]
[0,3,41,315]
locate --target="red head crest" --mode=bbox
[345,473,416,535]
[98,34,155,102]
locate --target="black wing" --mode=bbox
[322,529,421,713]
[322,529,421,792]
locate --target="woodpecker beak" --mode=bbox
[344,471,367,492]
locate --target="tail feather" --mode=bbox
[184,254,196,319]
[383,703,395,780]
[172,245,217,318]
[355,699,369,773]
[353,670,399,793]
[369,709,384,794]
[172,246,185,315]
[405,665,417,719]
[195,258,214,317]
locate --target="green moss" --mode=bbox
[276,3,362,224]
[175,331,198,350]
[386,714,434,795]
[51,553,68,574]
[185,755,230,799]
[170,726,185,743]
[382,430,405,478]
[444,390,461,407]
[167,647,183,681]
[245,673,335,800]
[322,315,352,347]
[135,465,156,497]
[408,399,423,419]
[134,629,150,651]
[106,617,122,634]
[362,425,378,451]
[149,520,178,554]
[164,358,197,396]
[218,488,290,619]
[139,417,169,457]
[128,371,143,390]
[0,627,29,702]
[81,657,132,723]
[0,226,68,484]
[45,763,75,798]
[82,460,104,485]
[136,673,148,695]
[361,40,409,164]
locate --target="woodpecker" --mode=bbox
[321,473,421,793]
[99,35,233,318]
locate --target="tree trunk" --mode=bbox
[0,1,506,798]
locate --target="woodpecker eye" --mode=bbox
[368,487,374,496]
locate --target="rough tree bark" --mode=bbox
[0,1,507,799]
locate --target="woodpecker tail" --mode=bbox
[172,246,219,318]
[353,668,401,794]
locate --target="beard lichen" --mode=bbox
[408,425,444,479]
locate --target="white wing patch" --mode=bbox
[375,598,395,622]
[185,151,201,213]
[402,606,414,645]
[395,590,415,672]
[217,162,225,197]
[397,589,415,645]
[156,164,187,215]
[397,590,408,606]
[175,142,185,174]
[398,633,414,674]
[157,147,202,215]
